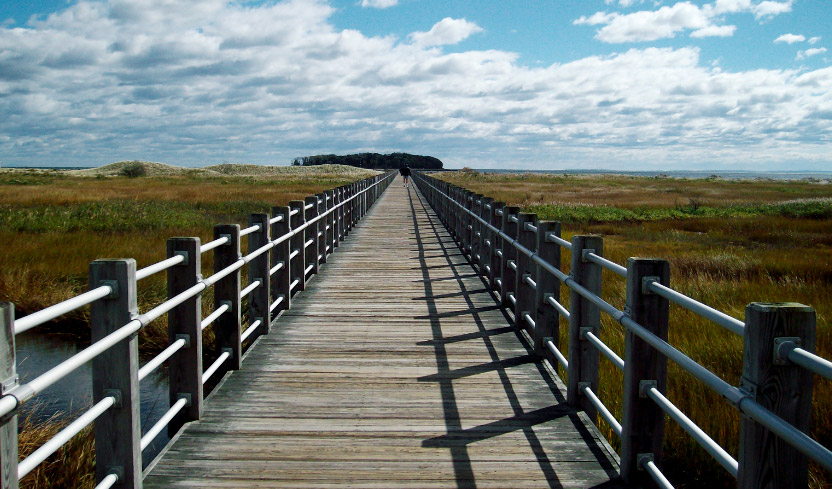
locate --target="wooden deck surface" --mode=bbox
[144,177,624,488]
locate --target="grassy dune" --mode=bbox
[436,170,832,488]
[0,163,377,347]
[1,162,378,488]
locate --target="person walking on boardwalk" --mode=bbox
[400,164,411,188]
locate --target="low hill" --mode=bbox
[294,152,443,170]
[68,161,378,178]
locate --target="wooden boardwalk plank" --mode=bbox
[144,177,623,489]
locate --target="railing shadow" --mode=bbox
[406,184,622,488]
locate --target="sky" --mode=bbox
[0,0,830,170]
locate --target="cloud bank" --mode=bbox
[0,0,829,170]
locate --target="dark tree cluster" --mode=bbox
[292,152,443,170]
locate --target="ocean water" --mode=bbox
[470,169,832,180]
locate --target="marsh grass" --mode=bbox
[0,169,374,351]
[437,171,832,488]
[18,407,95,489]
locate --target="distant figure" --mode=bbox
[400,164,411,188]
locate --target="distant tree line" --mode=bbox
[292,152,443,170]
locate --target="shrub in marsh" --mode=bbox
[120,162,147,178]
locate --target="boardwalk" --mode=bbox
[144,178,623,488]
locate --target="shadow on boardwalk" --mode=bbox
[144,178,623,489]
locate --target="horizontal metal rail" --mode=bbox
[136,254,185,281]
[239,224,261,237]
[94,473,119,489]
[269,214,284,224]
[202,351,231,385]
[13,285,113,335]
[546,295,570,319]
[585,252,627,277]
[643,458,674,489]
[140,397,188,451]
[289,279,300,292]
[241,319,262,343]
[240,280,261,299]
[18,395,116,479]
[304,264,314,276]
[784,345,832,381]
[200,236,229,254]
[646,386,738,477]
[201,304,229,331]
[545,232,572,250]
[269,295,285,312]
[584,331,624,370]
[581,385,621,437]
[138,337,187,381]
[270,261,284,276]
[647,280,744,335]
[522,313,535,330]
[546,340,568,370]
[523,275,537,290]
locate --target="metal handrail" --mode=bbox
[413,171,832,480]
[0,170,398,483]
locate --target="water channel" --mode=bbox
[15,329,171,467]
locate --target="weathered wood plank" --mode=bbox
[144,178,623,488]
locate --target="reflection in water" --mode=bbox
[15,330,172,466]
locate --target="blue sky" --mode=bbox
[1,0,830,169]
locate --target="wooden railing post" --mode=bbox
[534,221,562,358]
[479,197,494,278]
[305,197,320,277]
[89,259,141,489]
[213,224,242,372]
[0,302,18,489]
[567,235,603,419]
[499,206,520,309]
[247,213,271,340]
[737,303,816,489]
[271,206,291,315]
[317,193,328,265]
[332,188,341,249]
[469,194,482,264]
[166,237,203,435]
[323,191,334,258]
[289,201,306,292]
[515,213,537,333]
[489,202,505,291]
[620,258,670,485]
[464,191,474,256]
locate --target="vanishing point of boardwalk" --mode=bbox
[144,178,623,488]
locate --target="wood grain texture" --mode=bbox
[144,178,623,489]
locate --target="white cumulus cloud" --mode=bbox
[409,17,483,47]
[809,36,821,45]
[774,33,805,44]
[796,47,827,60]
[361,0,398,8]
[576,0,793,43]
[0,0,829,170]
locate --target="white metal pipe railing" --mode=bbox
[202,351,231,385]
[239,224,261,237]
[136,254,185,281]
[785,345,832,381]
[585,252,627,277]
[581,385,622,437]
[13,285,113,335]
[546,295,570,320]
[647,280,745,335]
[270,261,285,276]
[584,331,624,370]
[241,319,262,343]
[201,303,230,331]
[546,340,569,370]
[138,337,187,381]
[18,396,116,479]
[646,387,738,477]
[200,236,229,254]
[240,280,261,299]
[140,397,188,451]
[1,171,398,484]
